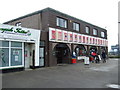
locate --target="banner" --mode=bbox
[63,31,68,41]
[56,29,62,41]
[82,36,85,43]
[90,38,92,44]
[86,37,89,44]
[49,27,108,46]
[78,34,82,43]
[49,28,56,41]
[98,39,100,45]
[73,33,78,42]
[68,32,73,42]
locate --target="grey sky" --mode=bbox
[0,0,118,51]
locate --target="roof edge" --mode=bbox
[3,7,106,30]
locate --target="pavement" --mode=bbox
[1,58,119,88]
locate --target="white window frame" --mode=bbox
[0,40,24,69]
[73,22,80,31]
[93,29,97,35]
[85,26,90,33]
[101,32,105,37]
[56,17,67,28]
[15,22,21,27]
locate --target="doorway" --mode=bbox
[90,46,97,53]
[39,47,45,67]
[54,43,70,64]
[24,43,35,69]
[75,45,86,56]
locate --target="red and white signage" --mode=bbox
[49,28,56,41]
[49,27,108,46]
[56,29,62,41]
[82,36,85,43]
[78,34,82,43]
[68,32,73,42]
[63,31,68,41]
[86,37,89,44]
[73,33,78,43]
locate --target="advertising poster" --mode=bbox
[73,33,78,43]
[106,40,108,46]
[63,31,68,41]
[102,40,104,45]
[96,38,98,45]
[56,29,62,41]
[75,34,78,42]
[82,36,85,43]
[68,32,73,42]
[98,39,100,45]
[49,27,107,46]
[52,30,56,40]
[49,28,56,41]
[100,40,102,45]
[86,37,89,44]
[93,38,95,44]
[78,34,82,43]
[90,38,92,44]
[96,39,98,45]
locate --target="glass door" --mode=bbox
[39,47,44,67]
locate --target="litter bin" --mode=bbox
[71,57,76,64]
[71,52,76,64]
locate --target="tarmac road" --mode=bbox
[1,58,119,88]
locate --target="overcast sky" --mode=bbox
[0,0,119,51]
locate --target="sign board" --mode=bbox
[49,27,108,46]
[63,30,68,42]
[68,32,73,42]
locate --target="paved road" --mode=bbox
[1,58,119,88]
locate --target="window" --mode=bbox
[75,45,86,56]
[0,41,9,67]
[56,17,67,28]
[73,22,80,31]
[11,41,22,66]
[11,49,22,66]
[101,32,105,37]
[0,41,9,47]
[0,41,23,68]
[0,48,9,67]
[11,42,22,47]
[40,41,45,46]
[85,26,90,33]
[93,29,97,35]
[15,22,21,26]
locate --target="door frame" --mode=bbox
[39,46,45,67]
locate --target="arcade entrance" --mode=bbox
[54,43,70,64]
[90,46,98,53]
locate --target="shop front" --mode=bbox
[53,43,71,64]
[49,27,108,64]
[0,24,41,71]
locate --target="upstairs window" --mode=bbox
[56,17,67,28]
[15,22,21,27]
[93,29,97,35]
[73,22,80,31]
[85,26,90,34]
[101,32,105,37]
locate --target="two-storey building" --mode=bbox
[3,7,108,70]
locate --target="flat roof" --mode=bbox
[4,7,106,31]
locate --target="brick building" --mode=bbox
[3,7,108,70]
